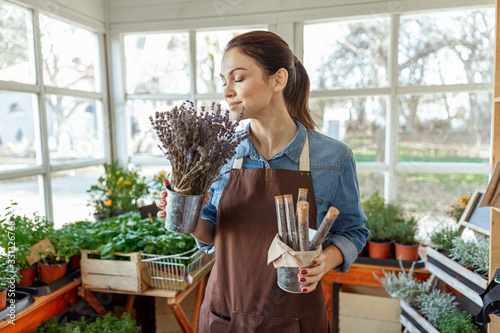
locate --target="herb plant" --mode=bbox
[150,101,249,195]
[436,311,480,333]
[429,224,461,253]
[374,260,431,308]
[450,238,489,275]
[87,162,149,220]
[416,289,458,326]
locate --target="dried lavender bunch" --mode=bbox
[150,101,248,195]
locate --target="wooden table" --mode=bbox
[0,279,81,333]
[79,274,207,333]
[321,261,431,333]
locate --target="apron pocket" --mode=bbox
[207,310,231,332]
[227,312,300,333]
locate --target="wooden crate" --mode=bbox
[81,250,147,293]
[339,285,401,333]
[426,246,487,306]
[400,301,439,333]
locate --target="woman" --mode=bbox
[157,30,368,332]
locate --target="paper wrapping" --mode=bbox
[267,234,322,268]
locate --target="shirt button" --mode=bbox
[264,163,269,168]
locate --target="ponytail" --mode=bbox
[284,57,316,129]
[225,31,317,129]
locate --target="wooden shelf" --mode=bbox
[0,279,81,333]
[400,301,439,333]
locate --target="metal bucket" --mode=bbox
[165,186,205,234]
[277,267,305,294]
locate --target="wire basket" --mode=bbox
[141,248,215,291]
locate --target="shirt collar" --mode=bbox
[235,119,307,164]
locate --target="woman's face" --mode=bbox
[220,48,275,120]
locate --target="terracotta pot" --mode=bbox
[68,254,81,272]
[394,243,419,261]
[38,262,68,285]
[368,240,392,259]
[17,264,37,287]
[0,289,6,311]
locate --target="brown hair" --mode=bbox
[225,31,316,129]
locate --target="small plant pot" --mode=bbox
[0,289,6,311]
[394,243,419,261]
[368,240,392,259]
[17,264,37,287]
[68,253,81,272]
[38,262,68,285]
[164,185,205,234]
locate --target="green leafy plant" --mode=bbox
[0,254,20,290]
[87,162,150,220]
[446,194,470,222]
[429,224,461,253]
[450,238,489,275]
[374,260,432,308]
[0,203,54,269]
[416,289,458,326]
[85,212,196,259]
[362,192,393,242]
[27,312,138,333]
[391,214,419,245]
[436,311,480,333]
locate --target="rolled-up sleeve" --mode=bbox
[324,153,369,273]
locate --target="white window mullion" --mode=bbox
[189,30,197,104]
[385,14,400,203]
[33,9,53,221]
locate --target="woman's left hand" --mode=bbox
[298,245,344,293]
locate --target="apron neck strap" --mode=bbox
[232,135,310,171]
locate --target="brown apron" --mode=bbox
[199,136,330,333]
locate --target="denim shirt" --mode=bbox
[197,120,369,273]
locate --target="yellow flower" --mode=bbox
[105,198,112,206]
[116,170,120,175]
[458,200,466,208]
[117,176,124,185]
[107,173,111,178]
[159,171,166,176]
[107,189,112,195]
[124,181,132,186]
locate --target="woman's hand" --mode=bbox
[298,245,344,293]
[155,179,169,220]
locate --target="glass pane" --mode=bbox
[395,172,488,218]
[310,96,386,163]
[399,9,495,86]
[358,172,384,201]
[0,176,43,216]
[124,33,190,94]
[129,99,185,157]
[0,2,35,84]
[398,92,491,163]
[0,91,40,171]
[52,166,101,228]
[46,95,105,163]
[196,29,258,94]
[40,14,100,92]
[304,18,390,90]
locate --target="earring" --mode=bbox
[274,88,278,92]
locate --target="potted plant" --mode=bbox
[0,204,54,286]
[0,254,20,310]
[362,192,395,259]
[87,162,150,220]
[392,214,420,261]
[416,289,458,326]
[374,260,432,308]
[449,237,489,278]
[37,228,74,285]
[27,312,139,332]
[429,223,461,255]
[436,311,480,333]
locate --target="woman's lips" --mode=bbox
[228,102,241,110]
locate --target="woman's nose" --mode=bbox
[223,84,234,98]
